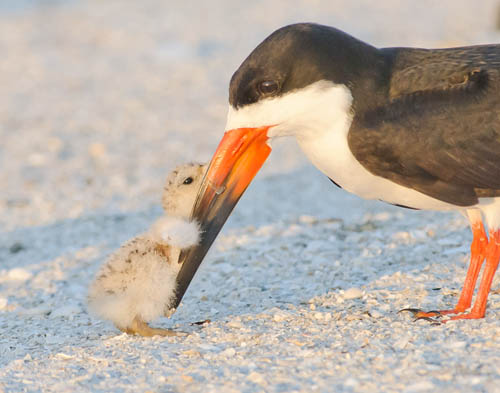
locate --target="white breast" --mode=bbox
[295,114,457,211]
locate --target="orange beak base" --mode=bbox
[172,126,272,309]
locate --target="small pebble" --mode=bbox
[9,242,25,253]
[448,341,467,349]
[314,312,323,320]
[299,215,317,224]
[343,288,363,300]
[221,348,236,357]
[344,378,358,388]
[247,371,265,385]
[405,381,435,392]
[6,268,32,282]
[273,312,288,322]
[182,350,200,357]
[227,320,243,329]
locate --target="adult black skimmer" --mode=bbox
[175,23,500,322]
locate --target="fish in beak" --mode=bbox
[172,126,273,309]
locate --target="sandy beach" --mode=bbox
[1,1,500,392]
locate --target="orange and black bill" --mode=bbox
[172,126,272,308]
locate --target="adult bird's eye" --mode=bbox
[258,80,279,95]
[183,177,193,185]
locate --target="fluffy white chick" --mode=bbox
[88,163,207,337]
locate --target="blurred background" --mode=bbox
[2,0,500,231]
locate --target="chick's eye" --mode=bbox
[183,177,193,185]
[258,80,278,95]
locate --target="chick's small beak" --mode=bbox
[172,126,272,308]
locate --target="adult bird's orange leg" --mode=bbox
[438,215,488,315]
[447,228,500,320]
[400,210,488,321]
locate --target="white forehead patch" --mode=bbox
[225,80,353,139]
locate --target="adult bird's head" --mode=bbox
[172,23,382,308]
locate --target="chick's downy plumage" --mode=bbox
[88,163,207,336]
[162,162,207,217]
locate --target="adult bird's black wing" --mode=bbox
[349,44,500,206]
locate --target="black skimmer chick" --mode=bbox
[176,23,500,322]
[88,163,206,336]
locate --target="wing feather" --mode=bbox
[349,45,500,206]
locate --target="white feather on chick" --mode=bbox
[88,162,207,336]
[149,216,200,250]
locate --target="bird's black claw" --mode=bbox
[190,319,211,326]
[413,316,442,325]
[398,308,422,315]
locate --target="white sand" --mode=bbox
[1,1,500,392]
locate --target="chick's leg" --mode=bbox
[120,316,186,337]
